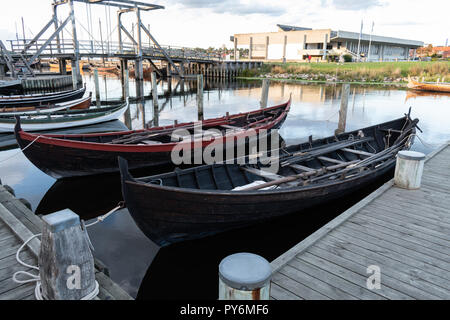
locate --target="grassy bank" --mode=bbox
[241,61,450,84]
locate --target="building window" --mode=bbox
[318,43,323,49]
[337,42,342,49]
[327,44,333,50]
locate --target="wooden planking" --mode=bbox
[0,184,133,300]
[270,282,300,300]
[272,272,330,300]
[270,142,450,300]
[303,247,413,300]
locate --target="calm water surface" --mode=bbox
[1,74,449,298]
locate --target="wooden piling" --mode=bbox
[39,209,96,300]
[151,71,159,109]
[197,74,204,121]
[260,79,270,108]
[94,69,101,107]
[336,84,350,135]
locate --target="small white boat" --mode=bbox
[1,100,128,132]
[0,95,92,116]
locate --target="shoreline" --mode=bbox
[236,76,409,88]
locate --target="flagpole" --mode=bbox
[356,20,363,62]
[368,22,374,62]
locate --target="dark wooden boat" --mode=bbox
[119,114,419,246]
[0,86,86,107]
[15,99,291,179]
[0,80,23,95]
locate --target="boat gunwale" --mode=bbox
[122,157,397,197]
[4,102,127,124]
[16,99,291,152]
[0,87,86,100]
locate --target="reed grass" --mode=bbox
[261,61,450,82]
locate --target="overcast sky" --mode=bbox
[0,0,448,49]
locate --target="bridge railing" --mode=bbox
[7,39,223,62]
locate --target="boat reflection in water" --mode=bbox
[405,90,450,102]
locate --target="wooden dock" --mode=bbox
[270,142,450,300]
[0,184,133,300]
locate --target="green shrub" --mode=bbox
[343,54,353,63]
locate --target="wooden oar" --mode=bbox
[240,160,360,191]
[280,137,374,167]
[240,142,404,191]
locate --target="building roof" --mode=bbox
[332,30,423,47]
[277,24,312,32]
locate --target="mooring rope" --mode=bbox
[11,202,124,300]
[0,135,41,164]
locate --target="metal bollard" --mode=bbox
[394,150,426,190]
[219,253,271,300]
[39,209,96,300]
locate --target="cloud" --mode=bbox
[331,0,383,10]
[167,0,286,16]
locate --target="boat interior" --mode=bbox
[134,117,414,191]
[34,104,287,145]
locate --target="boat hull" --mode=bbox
[15,100,290,178]
[408,79,450,93]
[118,116,416,246]
[121,160,395,246]
[0,87,86,107]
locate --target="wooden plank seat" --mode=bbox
[317,156,345,164]
[341,148,374,157]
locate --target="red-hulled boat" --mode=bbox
[15,98,291,179]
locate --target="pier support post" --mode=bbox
[218,253,271,300]
[197,74,204,121]
[39,209,96,300]
[71,61,78,89]
[260,79,270,108]
[151,71,159,109]
[94,69,100,107]
[394,151,425,189]
[335,84,350,135]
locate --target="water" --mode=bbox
[1,74,449,299]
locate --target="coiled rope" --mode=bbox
[12,202,124,300]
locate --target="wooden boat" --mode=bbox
[14,99,291,179]
[0,94,91,116]
[118,114,419,246]
[7,101,128,133]
[0,80,23,95]
[96,66,120,74]
[0,87,86,107]
[407,77,450,93]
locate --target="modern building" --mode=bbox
[231,24,424,62]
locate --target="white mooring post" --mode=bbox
[260,79,270,108]
[218,253,271,300]
[394,150,426,190]
[39,209,96,300]
[94,69,101,107]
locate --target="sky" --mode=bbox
[0,0,448,50]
